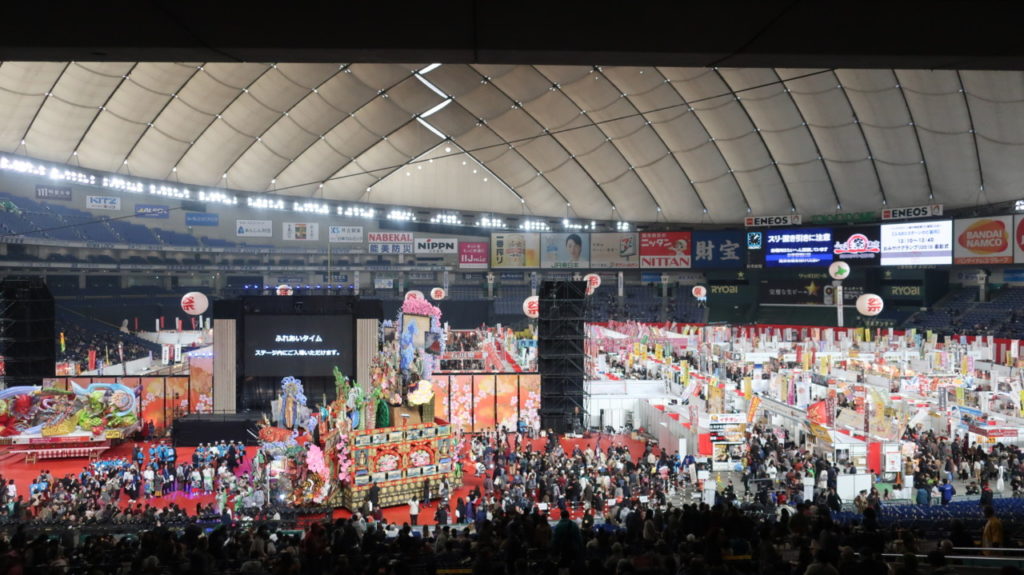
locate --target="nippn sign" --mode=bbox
[955,216,1012,264]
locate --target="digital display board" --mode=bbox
[880,220,952,266]
[244,315,354,377]
[832,226,881,265]
[764,228,833,267]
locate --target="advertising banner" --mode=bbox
[540,232,590,268]
[490,233,540,268]
[691,230,745,269]
[760,273,864,305]
[415,237,458,254]
[36,185,71,201]
[745,214,802,227]
[236,219,273,237]
[328,225,362,243]
[368,232,413,254]
[185,212,219,226]
[589,232,639,269]
[1014,215,1024,264]
[880,220,952,265]
[881,204,943,220]
[283,222,319,241]
[459,241,489,269]
[134,204,170,219]
[954,216,1012,264]
[831,225,881,265]
[764,228,833,267]
[86,195,121,211]
[639,231,692,268]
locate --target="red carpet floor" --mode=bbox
[0,432,650,527]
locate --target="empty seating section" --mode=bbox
[106,219,160,244]
[63,213,120,243]
[902,285,1024,338]
[200,236,236,247]
[448,285,481,300]
[24,210,82,240]
[159,229,199,246]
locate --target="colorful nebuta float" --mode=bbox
[0,381,139,443]
[255,294,456,510]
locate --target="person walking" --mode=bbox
[982,505,1004,555]
[408,497,419,526]
[938,478,956,505]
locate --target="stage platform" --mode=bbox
[172,412,262,446]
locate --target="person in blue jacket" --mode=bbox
[938,478,956,505]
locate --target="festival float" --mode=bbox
[0,381,139,446]
[256,292,455,510]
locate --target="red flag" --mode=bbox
[190,317,197,330]
[134,317,138,331]
[160,316,165,329]
[87,349,97,371]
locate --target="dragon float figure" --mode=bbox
[0,382,137,437]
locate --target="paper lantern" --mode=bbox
[276,285,294,296]
[430,287,446,300]
[523,295,539,318]
[583,273,601,296]
[691,285,707,299]
[828,261,851,280]
[180,292,209,315]
[405,290,425,301]
[856,293,884,316]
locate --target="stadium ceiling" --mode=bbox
[2,3,1024,225]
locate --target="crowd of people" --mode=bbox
[0,425,1023,573]
[0,439,274,529]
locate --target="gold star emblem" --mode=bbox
[805,280,819,296]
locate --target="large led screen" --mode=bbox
[244,314,354,377]
[880,220,953,266]
[764,228,834,267]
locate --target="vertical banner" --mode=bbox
[490,233,540,268]
[747,395,761,424]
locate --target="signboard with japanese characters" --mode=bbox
[368,232,414,255]
[589,233,639,269]
[764,228,833,267]
[283,222,319,241]
[639,231,692,268]
[329,225,363,243]
[832,226,881,265]
[459,241,489,269]
[880,220,952,266]
[953,216,1013,265]
[691,230,745,269]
